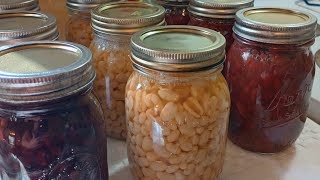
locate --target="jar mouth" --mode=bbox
[0,11,59,43]
[188,0,254,19]
[91,2,165,35]
[130,25,226,72]
[0,41,95,105]
[234,7,317,44]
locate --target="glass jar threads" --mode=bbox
[90,2,165,140]
[0,12,59,45]
[0,41,108,179]
[188,0,254,51]
[157,0,190,25]
[65,0,111,47]
[126,26,230,180]
[225,7,317,153]
[0,0,39,12]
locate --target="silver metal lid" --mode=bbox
[131,25,226,72]
[66,0,112,12]
[91,2,165,35]
[233,7,317,44]
[0,12,59,45]
[0,0,39,12]
[0,41,95,105]
[188,0,254,19]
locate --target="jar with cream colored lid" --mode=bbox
[0,0,39,12]
[65,0,112,47]
[90,2,165,140]
[0,41,108,179]
[0,11,59,45]
[225,7,317,153]
[188,0,254,51]
[126,26,230,180]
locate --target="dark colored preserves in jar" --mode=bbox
[225,7,317,153]
[0,92,108,179]
[0,41,108,179]
[188,0,254,51]
[188,14,234,50]
[157,0,189,25]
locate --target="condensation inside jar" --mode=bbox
[0,47,79,73]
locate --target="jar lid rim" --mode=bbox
[233,7,317,44]
[0,41,95,104]
[130,25,226,72]
[0,11,59,44]
[0,0,39,11]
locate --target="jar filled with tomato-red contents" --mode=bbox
[126,26,230,180]
[0,0,40,12]
[0,41,108,179]
[157,0,190,25]
[90,2,165,140]
[188,0,254,51]
[65,0,112,47]
[225,7,317,153]
[0,12,59,46]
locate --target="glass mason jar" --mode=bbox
[0,0,40,12]
[126,26,230,180]
[188,0,254,51]
[0,12,59,45]
[65,0,111,47]
[225,7,317,153]
[0,41,108,179]
[90,2,165,140]
[157,0,190,25]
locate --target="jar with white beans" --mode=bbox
[90,2,165,140]
[126,26,230,180]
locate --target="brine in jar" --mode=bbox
[225,7,317,153]
[90,2,165,140]
[126,26,230,180]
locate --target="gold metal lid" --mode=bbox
[0,41,95,104]
[0,12,59,45]
[91,2,165,35]
[188,0,254,19]
[66,0,112,12]
[0,0,39,12]
[234,7,317,44]
[131,25,226,72]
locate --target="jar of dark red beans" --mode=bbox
[225,7,317,153]
[0,41,108,179]
[157,0,190,25]
[188,0,254,51]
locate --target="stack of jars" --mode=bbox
[0,0,318,179]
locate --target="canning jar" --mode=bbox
[0,0,39,12]
[188,0,254,51]
[0,41,108,179]
[0,12,59,45]
[65,0,111,47]
[225,8,317,153]
[90,2,165,140]
[157,0,189,25]
[126,26,230,180]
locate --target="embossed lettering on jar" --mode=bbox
[0,12,58,46]
[188,0,253,51]
[90,2,165,140]
[65,0,112,47]
[0,41,108,179]
[126,26,230,180]
[225,7,317,153]
[157,0,190,25]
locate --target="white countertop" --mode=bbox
[107,0,320,179]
